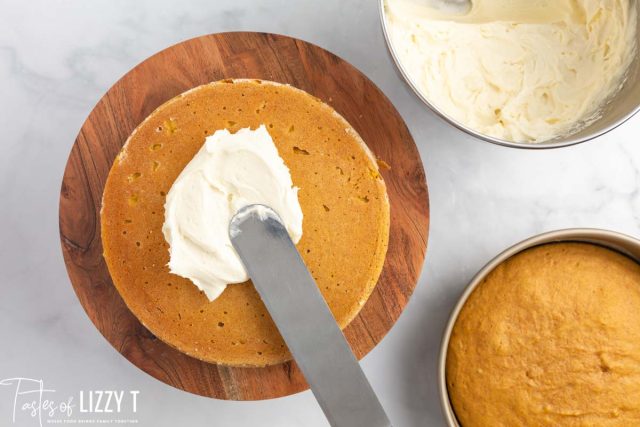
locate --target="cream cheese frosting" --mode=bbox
[386,0,637,142]
[162,125,303,301]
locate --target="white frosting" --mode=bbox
[228,204,282,239]
[162,125,303,301]
[386,0,637,142]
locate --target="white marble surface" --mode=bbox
[1,0,639,426]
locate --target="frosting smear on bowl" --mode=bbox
[386,0,637,143]
[162,125,303,301]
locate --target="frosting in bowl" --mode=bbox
[386,0,637,142]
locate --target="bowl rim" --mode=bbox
[437,228,640,426]
[378,0,640,150]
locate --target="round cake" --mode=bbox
[100,79,390,366]
[447,242,640,426]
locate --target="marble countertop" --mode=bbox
[1,0,639,426]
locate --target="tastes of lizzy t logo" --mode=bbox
[0,378,140,426]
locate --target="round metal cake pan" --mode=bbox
[438,228,640,426]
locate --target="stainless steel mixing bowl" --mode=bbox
[438,228,640,426]
[380,0,640,149]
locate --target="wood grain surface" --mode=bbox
[59,32,429,400]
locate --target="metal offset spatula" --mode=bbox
[418,0,470,14]
[229,204,392,427]
[402,0,571,22]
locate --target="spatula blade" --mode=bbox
[229,204,392,427]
